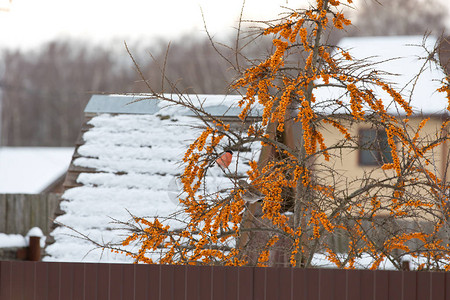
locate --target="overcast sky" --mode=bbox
[0,0,309,50]
[1,0,449,51]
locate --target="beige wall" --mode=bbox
[316,115,449,183]
[308,115,449,220]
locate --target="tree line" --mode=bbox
[0,0,447,146]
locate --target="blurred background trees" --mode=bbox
[351,0,447,36]
[0,35,273,146]
[0,0,448,146]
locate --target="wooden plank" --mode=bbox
[63,171,83,190]
[46,194,61,235]
[6,194,17,233]
[0,193,62,238]
[29,194,39,231]
[12,194,29,235]
[67,165,97,173]
[39,194,48,233]
[0,195,6,232]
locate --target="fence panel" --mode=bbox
[0,193,60,236]
[0,261,449,300]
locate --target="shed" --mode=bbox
[0,147,73,194]
[45,94,262,262]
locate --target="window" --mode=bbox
[359,129,393,166]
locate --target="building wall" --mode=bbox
[318,115,448,181]
[315,115,449,219]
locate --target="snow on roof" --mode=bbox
[314,35,448,115]
[85,94,263,117]
[45,111,260,263]
[0,147,73,194]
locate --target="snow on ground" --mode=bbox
[311,252,443,271]
[45,113,260,263]
[0,147,74,193]
[314,35,447,116]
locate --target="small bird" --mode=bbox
[216,150,233,168]
[238,179,264,204]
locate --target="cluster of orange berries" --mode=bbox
[332,12,351,29]
[437,76,450,111]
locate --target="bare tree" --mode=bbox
[0,40,135,146]
[351,0,447,36]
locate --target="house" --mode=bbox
[46,36,449,266]
[306,36,450,256]
[314,35,448,182]
[45,94,262,262]
[239,35,450,264]
[0,147,73,260]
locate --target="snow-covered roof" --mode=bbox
[45,95,261,262]
[0,147,73,194]
[85,94,263,117]
[314,35,448,115]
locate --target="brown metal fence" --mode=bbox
[0,260,449,300]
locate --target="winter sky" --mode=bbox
[0,0,308,50]
[1,0,450,51]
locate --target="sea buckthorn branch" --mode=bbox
[111,0,450,269]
